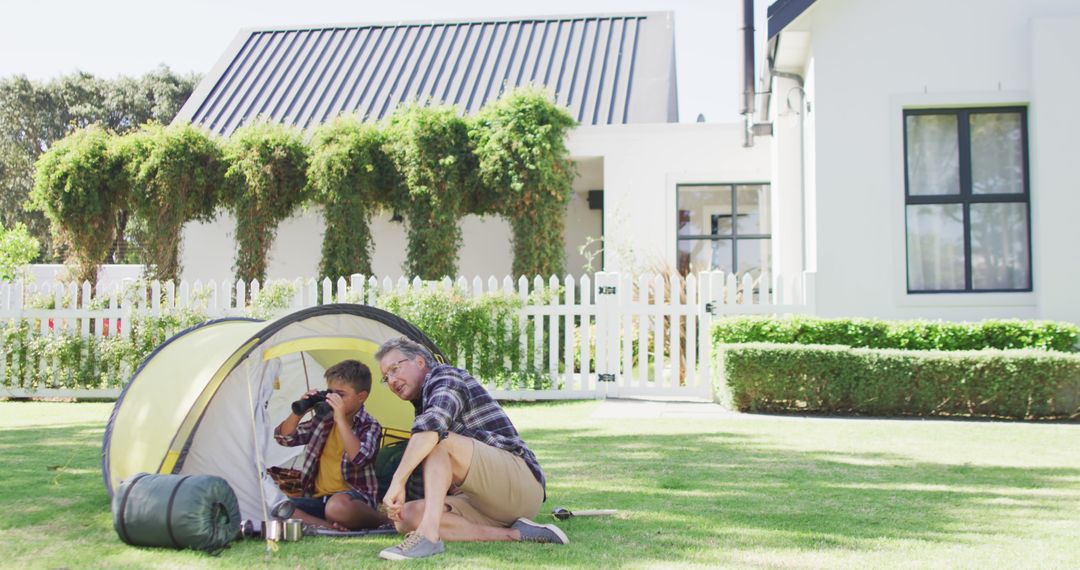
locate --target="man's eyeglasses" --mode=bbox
[380,358,411,384]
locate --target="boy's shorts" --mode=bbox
[443,438,544,528]
[291,489,371,520]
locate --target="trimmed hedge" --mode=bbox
[712,316,1079,353]
[715,343,1080,419]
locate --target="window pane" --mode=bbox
[906,204,965,291]
[906,114,960,196]
[677,185,732,236]
[735,185,770,235]
[678,239,733,274]
[736,239,771,279]
[970,203,1030,290]
[971,112,1024,195]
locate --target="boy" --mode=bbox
[274,359,388,530]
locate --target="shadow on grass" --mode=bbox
[522,426,1080,566]
[1,420,1078,568]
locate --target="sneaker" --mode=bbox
[379,532,445,560]
[512,518,570,544]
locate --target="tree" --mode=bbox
[113,123,224,282]
[383,105,477,280]
[222,122,308,284]
[0,67,199,261]
[307,117,396,280]
[472,88,577,278]
[29,125,127,287]
[0,223,40,282]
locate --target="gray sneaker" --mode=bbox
[379,532,445,560]
[512,518,570,544]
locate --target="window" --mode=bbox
[904,108,1031,293]
[676,184,771,278]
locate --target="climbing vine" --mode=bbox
[383,105,477,280]
[113,123,224,282]
[29,125,127,287]
[472,88,576,278]
[222,122,308,284]
[307,117,396,280]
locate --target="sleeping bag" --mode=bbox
[112,473,241,553]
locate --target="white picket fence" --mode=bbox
[0,271,815,400]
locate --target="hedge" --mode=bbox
[715,343,1080,419]
[712,315,1079,353]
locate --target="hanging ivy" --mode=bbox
[383,105,477,280]
[472,88,576,278]
[307,117,396,280]
[222,122,308,284]
[29,125,127,287]
[113,123,224,282]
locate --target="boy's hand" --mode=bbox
[326,392,348,423]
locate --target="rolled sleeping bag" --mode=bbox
[112,473,241,553]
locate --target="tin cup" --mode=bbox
[284,518,303,542]
[262,519,283,541]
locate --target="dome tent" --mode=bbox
[102,304,443,521]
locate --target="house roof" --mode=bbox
[767,0,817,39]
[175,12,678,137]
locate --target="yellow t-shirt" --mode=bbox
[314,424,350,497]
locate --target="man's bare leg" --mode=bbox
[399,501,519,542]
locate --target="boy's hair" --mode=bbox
[324,359,372,393]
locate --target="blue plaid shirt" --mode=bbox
[412,364,546,494]
[274,406,381,508]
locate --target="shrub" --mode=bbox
[0,223,40,281]
[715,343,1080,420]
[712,315,1079,352]
[378,286,551,390]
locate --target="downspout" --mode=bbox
[740,0,756,147]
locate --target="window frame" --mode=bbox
[675,182,772,276]
[902,106,1033,293]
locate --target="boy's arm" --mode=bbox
[274,414,314,447]
[343,416,380,465]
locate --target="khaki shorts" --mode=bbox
[444,438,544,528]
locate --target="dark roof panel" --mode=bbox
[177,13,677,135]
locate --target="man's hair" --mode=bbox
[324,359,372,393]
[375,337,436,369]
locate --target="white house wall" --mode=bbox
[180,161,602,282]
[567,123,771,275]
[779,0,1080,323]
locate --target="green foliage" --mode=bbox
[113,123,225,282]
[0,222,40,280]
[712,315,1079,352]
[378,286,551,389]
[307,117,396,279]
[472,89,577,278]
[716,343,1080,419]
[245,281,296,321]
[0,67,199,260]
[29,125,127,286]
[383,105,477,280]
[222,123,309,284]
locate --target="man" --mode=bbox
[376,337,568,561]
[274,359,388,530]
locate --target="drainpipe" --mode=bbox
[771,69,808,273]
[740,0,756,147]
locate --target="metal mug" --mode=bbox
[262,519,283,541]
[283,518,303,542]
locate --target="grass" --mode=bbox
[1,400,1079,569]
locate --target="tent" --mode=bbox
[102,304,443,521]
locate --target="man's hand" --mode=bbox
[382,480,406,522]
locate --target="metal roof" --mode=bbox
[767,0,818,39]
[176,13,678,136]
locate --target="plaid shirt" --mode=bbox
[274,406,381,508]
[412,364,546,495]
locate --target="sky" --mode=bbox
[0,0,771,124]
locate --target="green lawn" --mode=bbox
[2,400,1079,569]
